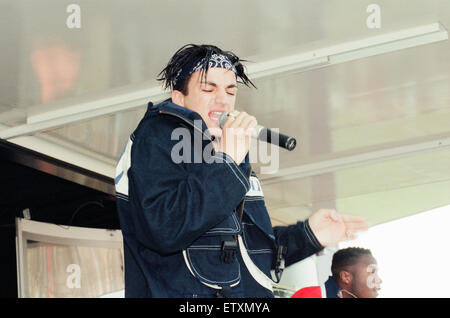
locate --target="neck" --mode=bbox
[341,289,358,298]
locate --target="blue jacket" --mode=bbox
[115,99,324,297]
[324,276,341,298]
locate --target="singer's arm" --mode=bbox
[272,210,369,267]
[128,120,251,255]
[273,220,324,267]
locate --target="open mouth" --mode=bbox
[208,111,224,124]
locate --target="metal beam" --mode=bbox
[259,134,450,185]
[0,138,115,195]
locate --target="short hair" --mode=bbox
[331,247,372,278]
[157,44,256,95]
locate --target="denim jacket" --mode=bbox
[115,99,323,297]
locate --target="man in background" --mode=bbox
[291,247,382,298]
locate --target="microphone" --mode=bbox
[218,112,297,151]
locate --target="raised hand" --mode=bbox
[217,111,257,165]
[308,209,370,247]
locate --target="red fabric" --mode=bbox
[291,286,322,298]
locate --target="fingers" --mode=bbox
[343,215,370,241]
[223,111,239,128]
[329,209,340,222]
[342,215,370,230]
[224,111,257,132]
[341,214,368,223]
[228,111,246,128]
[317,209,369,230]
[219,111,257,165]
[329,211,369,240]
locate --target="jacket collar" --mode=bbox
[150,99,213,140]
[324,276,341,298]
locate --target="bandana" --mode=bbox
[173,53,237,87]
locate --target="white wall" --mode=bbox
[278,254,319,291]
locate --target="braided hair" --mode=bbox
[157,44,256,94]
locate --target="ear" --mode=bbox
[339,270,352,285]
[171,90,185,107]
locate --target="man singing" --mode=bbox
[115,44,369,297]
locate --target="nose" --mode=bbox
[214,89,229,108]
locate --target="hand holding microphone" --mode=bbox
[216,110,297,165]
[216,111,257,165]
[219,110,297,148]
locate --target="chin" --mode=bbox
[370,290,379,298]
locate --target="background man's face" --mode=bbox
[351,255,382,298]
[181,67,237,137]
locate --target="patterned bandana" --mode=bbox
[173,53,237,87]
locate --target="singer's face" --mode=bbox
[172,67,237,137]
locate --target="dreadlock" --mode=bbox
[331,247,372,279]
[157,44,256,94]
